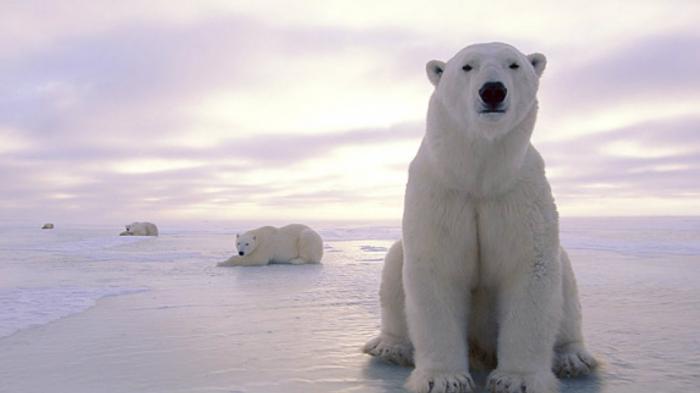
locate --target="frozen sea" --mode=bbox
[0,217,699,393]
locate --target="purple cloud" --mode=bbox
[1,7,698,223]
[542,33,700,111]
[540,115,700,200]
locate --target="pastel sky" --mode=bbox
[1,1,699,225]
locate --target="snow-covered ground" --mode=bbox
[0,218,698,392]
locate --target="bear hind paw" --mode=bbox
[553,344,597,378]
[363,334,414,367]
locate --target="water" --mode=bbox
[0,218,699,392]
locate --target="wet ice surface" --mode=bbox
[0,218,699,393]
[0,286,147,338]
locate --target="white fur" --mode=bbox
[217,224,323,266]
[119,222,158,236]
[363,43,596,393]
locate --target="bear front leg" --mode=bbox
[217,254,269,266]
[217,255,242,266]
[399,176,480,393]
[402,218,479,392]
[403,249,477,393]
[486,257,562,393]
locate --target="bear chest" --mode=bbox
[474,190,559,283]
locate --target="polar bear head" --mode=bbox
[426,42,546,139]
[120,223,136,236]
[236,232,258,256]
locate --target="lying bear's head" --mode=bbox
[426,42,546,139]
[236,232,258,256]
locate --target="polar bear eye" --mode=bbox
[509,62,520,69]
[462,64,473,72]
[245,243,249,246]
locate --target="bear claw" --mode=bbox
[406,369,475,393]
[486,370,557,393]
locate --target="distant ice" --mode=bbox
[360,245,389,252]
[318,226,401,241]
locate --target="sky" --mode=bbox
[1,0,699,225]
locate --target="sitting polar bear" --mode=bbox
[217,224,323,266]
[119,222,158,236]
[363,43,597,393]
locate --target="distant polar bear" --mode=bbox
[363,43,596,393]
[119,222,158,236]
[217,224,323,266]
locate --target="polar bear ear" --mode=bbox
[527,53,547,77]
[426,60,446,86]
[236,233,239,238]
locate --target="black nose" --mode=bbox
[479,82,507,106]
[239,251,244,256]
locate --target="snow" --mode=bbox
[0,218,699,392]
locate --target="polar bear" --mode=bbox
[363,43,596,393]
[217,224,323,266]
[119,222,158,236]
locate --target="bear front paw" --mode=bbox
[406,369,475,393]
[553,344,597,378]
[217,256,242,267]
[363,334,414,367]
[486,370,557,393]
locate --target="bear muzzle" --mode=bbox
[479,81,508,113]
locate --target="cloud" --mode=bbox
[541,33,700,112]
[209,122,423,164]
[0,16,263,137]
[540,115,700,212]
[0,11,434,150]
[3,120,422,166]
[1,2,699,223]
[0,118,420,224]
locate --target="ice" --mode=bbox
[560,216,700,256]
[0,286,148,338]
[360,245,389,252]
[0,218,699,392]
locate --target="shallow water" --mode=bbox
[0,218,699,392]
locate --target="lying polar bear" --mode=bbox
[119,222,159,236]
[363,43,596,393]
[217,224,323,266]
